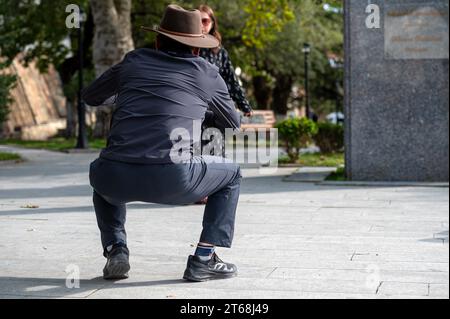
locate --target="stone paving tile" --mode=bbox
[0,146,448,299]
[376,282,430,297]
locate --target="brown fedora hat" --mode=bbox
[141,4,219,49]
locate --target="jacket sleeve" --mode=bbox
[219,48,253,114]
[81,59,124,107]
[208,74,241,131]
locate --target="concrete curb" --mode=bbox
[64,148,102,154]
[0,159,24,166]
[284,167,449,188]
[318,181,450,188]
[282,167,337,183]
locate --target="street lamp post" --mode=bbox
[335,79,340,121]
[75,8,88,149]
[302,43,311,119]
[329,57,344,124]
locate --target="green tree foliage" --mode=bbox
[0,0,89,71]
[242,0,295,49]
[237,0,344,115]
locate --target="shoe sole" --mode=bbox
[183,271,238,282]
[103,262,131,280]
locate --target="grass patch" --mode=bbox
[279,152,344,167]
[326,167,346,181]
[0,152,22,161]
[0,138,106,152]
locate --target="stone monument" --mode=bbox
[344,0,449,182]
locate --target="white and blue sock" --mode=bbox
[194,244,215,261]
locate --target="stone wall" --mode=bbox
[1,54,67,140]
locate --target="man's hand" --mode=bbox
[243,111,253,117]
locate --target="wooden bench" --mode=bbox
[240,110,276,130]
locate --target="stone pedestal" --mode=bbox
[344,0,449,181]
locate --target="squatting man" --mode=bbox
[83,5,244,281]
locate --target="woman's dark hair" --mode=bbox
[198,4,222,53]
[156,34,194,53]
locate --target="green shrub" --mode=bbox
[326,167,346,181]
[275,117,318,162]
[313,122,344,154]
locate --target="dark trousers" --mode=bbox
[89,156,242,251]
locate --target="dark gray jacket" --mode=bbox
[82,48,240,164]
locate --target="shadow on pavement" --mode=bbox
[1,174,429,201]
[0,203,176,216]
[0,276,188,299]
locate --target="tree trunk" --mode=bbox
[271,75,293,116]
[0,122,5,140]
[64,100,77,138]
[252,75,272,110]
[90,0,134,138]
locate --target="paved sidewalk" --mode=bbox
[0,145,448,299]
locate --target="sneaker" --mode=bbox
[183,253,237,282]
[103,244,130,280]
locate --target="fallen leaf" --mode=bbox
[21,204,39,209]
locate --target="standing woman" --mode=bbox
[194,5,251,206]
[199,4,253,117]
